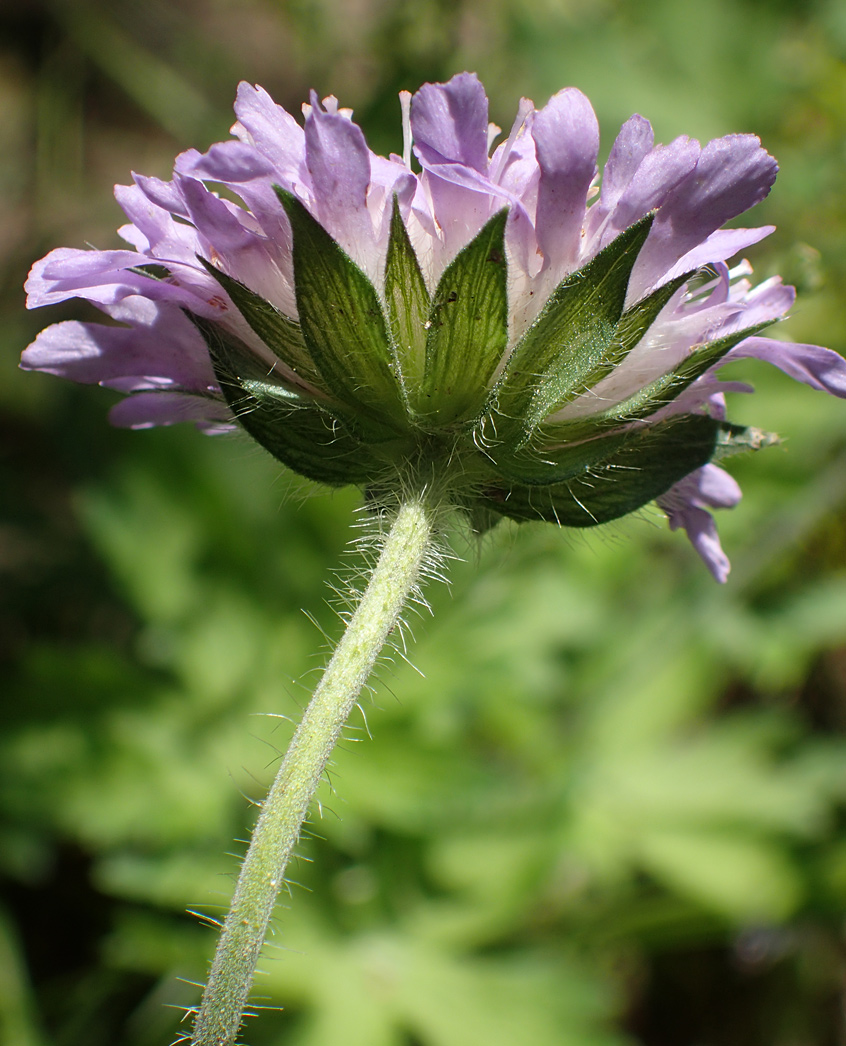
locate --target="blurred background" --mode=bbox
[3,1,846,1044]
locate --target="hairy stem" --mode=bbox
[190,489,442,1046]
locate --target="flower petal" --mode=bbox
[109,391,233,430]
[727,337,846,396]
[115,181,196,259]
[591,136,700,255]
[531,87,599,270]
[599,114,655,212]
[410,72,490,172]
[657,464,742,582]
[303,93,377,275]
[665,225,774,282]
[20,299,218,393]
[630,134,778,299]
[131,172,191,217]
[230,82,307,174]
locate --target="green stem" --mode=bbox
[190,488,442,1046]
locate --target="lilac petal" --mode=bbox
[410,78,534,272]
[109,391,233,430]
[20,301,217,393]
[175,144,296,287]
[657,464,742,583]
[303,94,376,272]
[132,173,191,217]
[695,462,743,508]
[175,141,275,184]
[599,115,654,212]
[369,154,416,208]
[41,248,148,281]
[365,154,418,245]
[489,99,535,193]
[115,182,198,260]
[178,176,260,253]
[304,92,372,209]
[494,143,539,219]
[506,206,539,283]
[230,82,306,173]
[657,379,755,420]
[631,134,778,299]
[663,226,774,283]
[727,337,846,397]
[673,505,730,582]
[487,108,541,276]
[731,274,793,311]
[177,177,298,312]
[219,83,309,252]
[39,261,222,316]
[531,88,599,269]
[706,277,794,339]
[414,159,536,279]
[411,73,490,173]
[414,165,499,270]
[178,132,306,244]
[416,159,525,212]
[117,224,148,252]
[26,249,148,308]
[26,230,254,321]
[113,192,159,254]
[683,260,733,310]
[597,136,701,253]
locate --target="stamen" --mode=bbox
[728,258,754,281]
[399,90,412,169]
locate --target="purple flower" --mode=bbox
[22,73,846,580]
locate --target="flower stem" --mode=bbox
[190,488,442,1046]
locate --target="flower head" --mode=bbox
[23,73,846,580]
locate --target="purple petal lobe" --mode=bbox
[725,276,794,329]
[694,463,743,508]
[177,175,260,254]
[601,136,700,249]
[727,337,846,397]
[230,82,306,173]
[304,95,376,269]
[599,115,655,212]
[115,182,197,259]
[41,248,147,281]
[658,464,742,583]
[175,144,295,275]
[665,226,774,282]
[26,249,144,308]
[176,142,275,184]
[20,300,218,393]
[411,73,490,172]
[631,134,778,298]
[109,391,233,430]
[132,173,191,217]
[673,506,731,583]
[531,88,599,269]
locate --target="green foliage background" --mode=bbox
[3,1,846,1043]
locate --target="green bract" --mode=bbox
[190,195,769,529]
